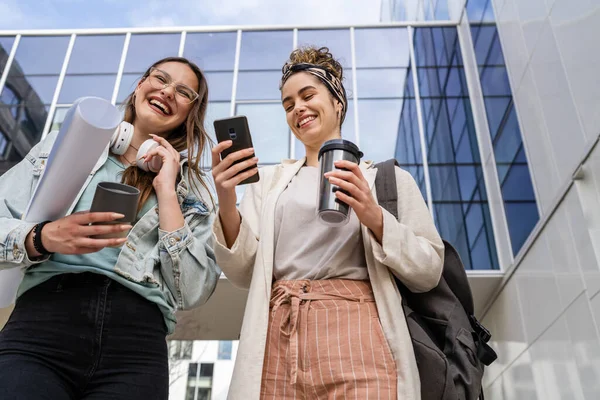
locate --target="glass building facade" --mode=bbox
[0,15,541,270]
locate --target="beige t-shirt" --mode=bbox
[273,166,368,280]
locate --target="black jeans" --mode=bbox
[0,272,169,400]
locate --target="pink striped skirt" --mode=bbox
[260,279,398,399]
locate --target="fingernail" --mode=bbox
[149,134,156,137]
[248,147,254,152]
[113,213,125,219]
[121,225,132,230]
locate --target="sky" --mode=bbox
[0,0,383,30]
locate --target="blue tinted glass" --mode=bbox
[239,31,292,71]
[11,75,59,104]
[465,202,484,246]
[445,67,467,96]
[298,29,352,68]
[10,36,70,75]
[494,106,521,163]
[358,99,402,162]
[184,32,237,71]
[472,25,495,66]
[457,166,479,201]
[116,73,141,103]
[0,36,15,75]
[466,0,490,23]
[487,31,505,65]
[124,34,180,73]
[501,165,536,201]
[236,103,288,164]
[405,68,415,97]
[505,203,539,254]
[354,28,409,68]
[471,230,493,269]
[434,0,450,20]
[429,166,461,201]
[237,71,281,101]
[479,66,511,96]
[395,99,422,165]
[455,127,476,163]
[418,68,442,97]
[205,72,233,102]
[202,101,231,161]
[515,145,527,163]
[427,106,454,164]
[432,28,450,66]
[67,35,124,74]
[59,75,117,103]
[356,68,407,98]
[483,97,511,140]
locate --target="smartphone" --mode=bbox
[213,115,259,185]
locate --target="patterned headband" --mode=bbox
[280,62,348,124]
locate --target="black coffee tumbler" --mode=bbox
[317,139,363,226]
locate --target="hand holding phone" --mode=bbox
[213,116,259,185]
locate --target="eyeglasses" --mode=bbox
[147,67,199,104]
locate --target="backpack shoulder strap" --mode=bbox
[374,159,400,219]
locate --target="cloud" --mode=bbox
[126,0,381,28]
[0,0,381,30]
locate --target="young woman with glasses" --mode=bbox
[0,57,220,400]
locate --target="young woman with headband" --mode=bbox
[212,46,444,399]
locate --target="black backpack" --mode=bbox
[374,159,497,400]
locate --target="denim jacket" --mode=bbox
[0,131,220,311]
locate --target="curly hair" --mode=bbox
[285,46,344,82]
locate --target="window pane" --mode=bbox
[236,71,281,101]
[358,99,402,162]
[0,36,15,75]
[471,21,538,256]
[505,202,539,254]
[236,103,288,163]
[414,26,497,269]
[188,363,198,377]
[239,31,292,71]
[354,28,409,68]
[218,341,232,360]
[205,71,233,102]
[67,35,124,74]
[184,32,237,71]
[356,68,407,98]
[483,97,511,140]
[59,75,117,103]
[479,66,511,96]
[123,34,180,74]
[297,29,352,68]
[10,36,70,75]
[199,363,214,377]
[116,73,140,103]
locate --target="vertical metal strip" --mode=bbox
[230,30,242,117]
[349,27,360,147]
[42,33,76,140]
[111,32,131,105]
[407,26,434,215]
[178,31,187,57]
[290,28,299,159]
[456,19,514,268]
[0,34,20,96]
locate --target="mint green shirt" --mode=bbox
[18,156,176,333]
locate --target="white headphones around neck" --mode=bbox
[109,121,162,172]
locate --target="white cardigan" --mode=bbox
[212,159,444,400]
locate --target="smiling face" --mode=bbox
[281,72,343,149]
[133,61,199,136]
